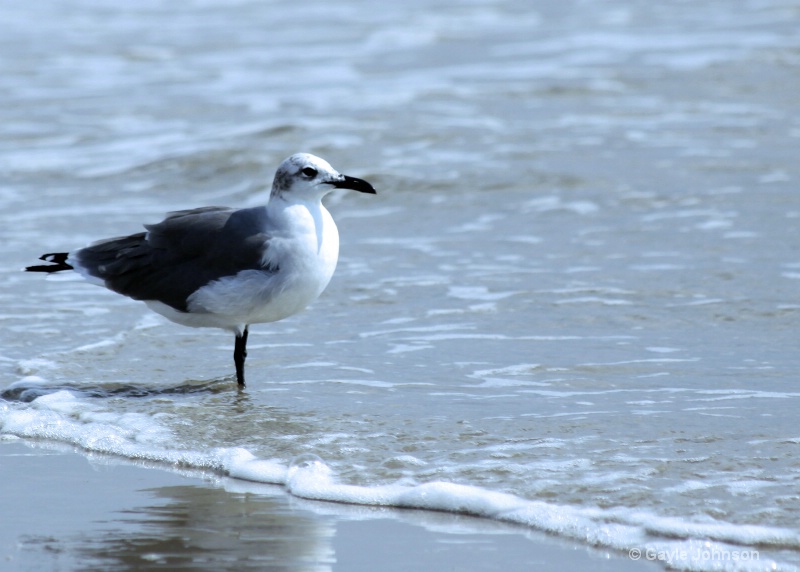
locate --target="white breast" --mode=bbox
[175,201,340,332]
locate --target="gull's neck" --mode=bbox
[266,192,333,243]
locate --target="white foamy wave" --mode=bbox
[229,454,799,572]
[1,391,796,572]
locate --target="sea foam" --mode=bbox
[1,389,796,572]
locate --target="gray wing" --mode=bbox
[74,206,274,312]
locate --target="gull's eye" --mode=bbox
[301,167,318,178]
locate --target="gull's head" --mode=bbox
[271,153,376,201]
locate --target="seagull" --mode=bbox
[25,153,376,387]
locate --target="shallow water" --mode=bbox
[2,0,800,570]
[4,440,657,572]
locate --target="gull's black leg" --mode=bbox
[234,326,249,387]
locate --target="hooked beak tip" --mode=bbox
[331,175,376,194]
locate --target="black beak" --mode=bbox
[331,174,377,194]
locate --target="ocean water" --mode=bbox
[2,0,800,570]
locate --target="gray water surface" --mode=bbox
[2,0,799,569]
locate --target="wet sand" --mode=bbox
[0,439,659,571]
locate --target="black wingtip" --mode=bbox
[25,252,74,273]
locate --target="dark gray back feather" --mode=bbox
[74,207,273,312]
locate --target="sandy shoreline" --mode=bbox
[0,438,659,571]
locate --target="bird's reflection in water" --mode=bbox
[73,485,335,572]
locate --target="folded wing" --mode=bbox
[73,207,273,312]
